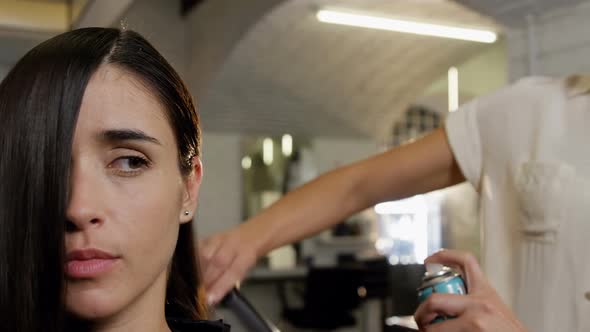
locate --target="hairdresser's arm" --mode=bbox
[200,128,465,304]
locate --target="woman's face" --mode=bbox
[64,65,201,321]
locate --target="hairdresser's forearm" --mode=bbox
[243,128,464,256]
[241,164,367,256]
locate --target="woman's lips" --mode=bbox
[66,248,120,279]
[66,259,119,278]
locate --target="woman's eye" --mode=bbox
[110,156,150,175]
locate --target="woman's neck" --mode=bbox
[89,270,171,332]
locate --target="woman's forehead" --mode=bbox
[86,65,159,110]
[76,65,174,147]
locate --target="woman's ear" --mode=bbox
[180,157,203,223]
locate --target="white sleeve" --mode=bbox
[445,76,557,192]
[445,99,483,191]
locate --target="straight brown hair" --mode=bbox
[0,27,206,331]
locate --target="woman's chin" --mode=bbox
[66,290,124,321]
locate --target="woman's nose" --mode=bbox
[65,164,105,231]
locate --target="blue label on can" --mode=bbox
[417,274,466,323]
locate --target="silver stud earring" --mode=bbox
[184,211,190,216]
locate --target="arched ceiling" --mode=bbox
[201,0,500,140]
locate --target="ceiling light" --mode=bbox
[241,156,252,170]
[282,134,293,157]
[317,9,497,43]
[263,138,274,166]
[448,67,459,112]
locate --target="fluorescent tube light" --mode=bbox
[282,134,293,157]
[317,9,497,43]
[263,138,274,166]
[448,67,459,112]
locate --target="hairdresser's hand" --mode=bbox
[199,226,260,305]
[414,250,529,332]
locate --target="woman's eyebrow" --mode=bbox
[98,129,162,146]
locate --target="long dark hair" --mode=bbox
[0,28,206,331]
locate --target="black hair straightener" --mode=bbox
[221,287,280,332]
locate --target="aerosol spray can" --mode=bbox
[417,264,467,323]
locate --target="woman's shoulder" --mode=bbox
[167,318,231,332]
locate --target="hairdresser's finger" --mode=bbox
[203,246,237,290]
[207,251,256,305]
[415,293,471,328]
[199,235,223,264]
[421,316,474,332]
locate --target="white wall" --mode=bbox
[311,137,379,173]
[506,1,590,80]
[195,132,243,238]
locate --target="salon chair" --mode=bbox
[281,266,365,330]
[340,259,425,332]
[387,264,425,316]
[383,264,425,332]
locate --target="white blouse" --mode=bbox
[446,76,590,332]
